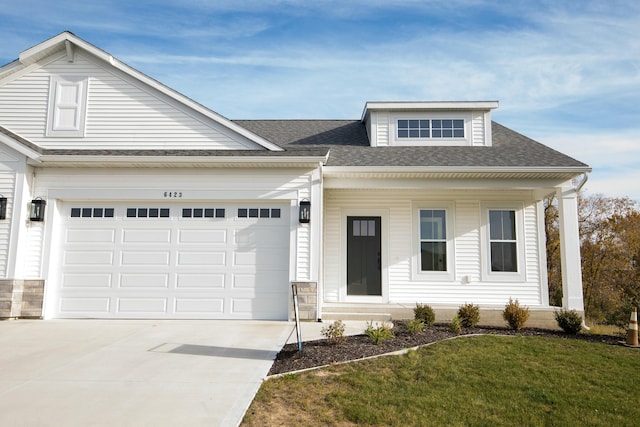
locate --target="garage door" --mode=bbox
[53,203,290,319]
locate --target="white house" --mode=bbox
[0,32,590,326]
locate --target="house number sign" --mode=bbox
[163,191,183,198]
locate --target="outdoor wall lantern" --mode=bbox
[299,199,311,223]
[30,198,46,222]
[0,195,7,220]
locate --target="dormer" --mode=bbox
[361,101,499,147]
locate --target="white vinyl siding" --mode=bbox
[0,170,16,277]
[471,111,487,146]
[0,51,263,150]
[454,201,481,283]
[324,189,543,307]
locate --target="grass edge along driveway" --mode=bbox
[243,335,639,426]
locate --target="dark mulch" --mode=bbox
[269,321,622,376]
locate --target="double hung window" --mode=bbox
[488,210,518,273]
[419,209,447,272]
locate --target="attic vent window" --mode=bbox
[397,119,464,139]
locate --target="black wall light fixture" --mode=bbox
[30,198,46,222]
[0,195,7,220]
[299,199,310,223]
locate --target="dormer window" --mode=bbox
[362,101,497,147]
[397,119,464,139]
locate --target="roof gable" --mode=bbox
[0,32,283,152]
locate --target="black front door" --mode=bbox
[347,216,381,296]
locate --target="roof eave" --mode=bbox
[31,154,329,168]
[361,101,500,122]
[323,165,591,176]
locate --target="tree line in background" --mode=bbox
[546,192,640,328]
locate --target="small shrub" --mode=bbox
[405,319,425,334]
[414,303,435,326]
[554,309,583,334]
[503,298,530,330]
[364,321,395,345]
[450,314,462,333]
[457,303,480,328]
[321,320,346,343]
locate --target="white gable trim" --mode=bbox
[0,130,41,162]
[14,32,284,152]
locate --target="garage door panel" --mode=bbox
[174,298,224,314]
[65,251,114,265]
[176,274,225,289]
[119,273,169,288]
[122,229,171,243]
[176,251,226,266]
[121,251,171,266]
[66,229,116,243]
[56,203,290,319]
[117,298,167,313]
[60,298,111,313]
[179,229,227,244]
[234,230,288,248]
[62,273,112,288]
[232,271,287,289]
[234,248,289,267]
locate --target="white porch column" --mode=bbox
[556,187,584,311]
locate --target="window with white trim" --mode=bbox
[419,209,447,272]
[413,204,454,280]
[398,119,464,139]
[488,210,518,272]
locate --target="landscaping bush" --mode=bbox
[554,309,583,334]
[450,314,462,333]
[457,303,480,328]
[364,322,395,345]
[503,298,530,330]
[405,319,425,334]
[321,320,346,343]
[414,303,435,326]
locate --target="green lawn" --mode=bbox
[243,335,640,426]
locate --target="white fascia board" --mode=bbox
[34,154,327,166]
[17,32,284,152]
[0,132,42,162]
[323,165,592,175]
[362,101,499,121]
[0,59,22,80]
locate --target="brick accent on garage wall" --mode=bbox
[291,281,317,321]
[0,280,45,318]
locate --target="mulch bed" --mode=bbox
[269,321,622,376]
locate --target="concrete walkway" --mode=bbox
[0,319,292,427]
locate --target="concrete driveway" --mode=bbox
[0,319,293,427]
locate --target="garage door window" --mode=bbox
[70,207,115,218]
[182,208,225,218]
[126,208,170,218]
[237,208,281,218]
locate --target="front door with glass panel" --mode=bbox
[347,216,381,296]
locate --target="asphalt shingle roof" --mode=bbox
[234,120,589,168]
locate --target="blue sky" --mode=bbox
[1,0,639,201]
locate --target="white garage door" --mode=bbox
[53,202,290,319]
